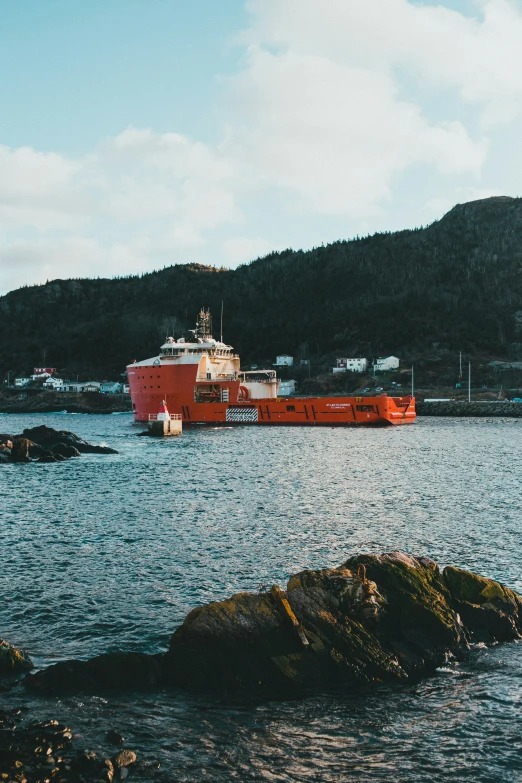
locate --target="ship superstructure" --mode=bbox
[127,309,416,426]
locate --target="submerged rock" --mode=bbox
[106,729,125,745]
[0,708,138,783]
[25,553,522,694]
[0,639,33,674]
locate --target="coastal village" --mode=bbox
[8,354,402,399]
[11,367,130,395]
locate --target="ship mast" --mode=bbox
[196,308,212,341]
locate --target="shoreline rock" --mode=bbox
[0,708,139,783]
[0,425,118,465]
[0,389,131,415]
[25,553,522,694]
[0,640,33,674]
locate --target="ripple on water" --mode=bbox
[1,414,522,781]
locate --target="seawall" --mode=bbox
[417,401,522,417]
[0,390,131,414]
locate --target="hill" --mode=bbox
[2,196,522,382]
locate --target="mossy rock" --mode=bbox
[345,553,462,644]
[443,566,522,642]
[24,552,522,694]
[444,566,520,608]
[0,639,33,674]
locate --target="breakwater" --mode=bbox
[417,401,522,417]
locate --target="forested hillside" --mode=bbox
[2,196,522,379]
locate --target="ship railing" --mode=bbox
[239,372,278,383]
[148,413,182,421]
[195,374,236,382]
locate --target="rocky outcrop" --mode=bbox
[0,639,33,674]
[164,553,473,690]
[0,426,117,465]
[22,425,118,454]
[25,553,522,694]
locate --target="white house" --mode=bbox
[31,372,51,381]
[63,382,83,393]
[333,358,368,373]
[278,379,296,396]
[14,377,31,387]
[62,381,101,393]
[275,355,294,367]
[374,356,400,372]
[100,381,123,394]
[43,377,64,390]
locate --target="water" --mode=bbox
[1,414,522,781]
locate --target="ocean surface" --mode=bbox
[1,413,522,782]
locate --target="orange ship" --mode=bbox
[127,309,416,426]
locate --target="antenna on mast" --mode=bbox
[220,299,224,343]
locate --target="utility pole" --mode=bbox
[459,351,462,379]
[411,366,414,398]
[468,361,471,403]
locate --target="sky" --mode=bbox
[1,0,522,294]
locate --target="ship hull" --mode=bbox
[129,388,415,426]
[127,336,415,426]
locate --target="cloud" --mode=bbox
[0,237,105,293]
[0,145,83,230]
[243,0,522,125]
[2,0,522,293]
[0,128,242,291]
[223,46,487,215]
